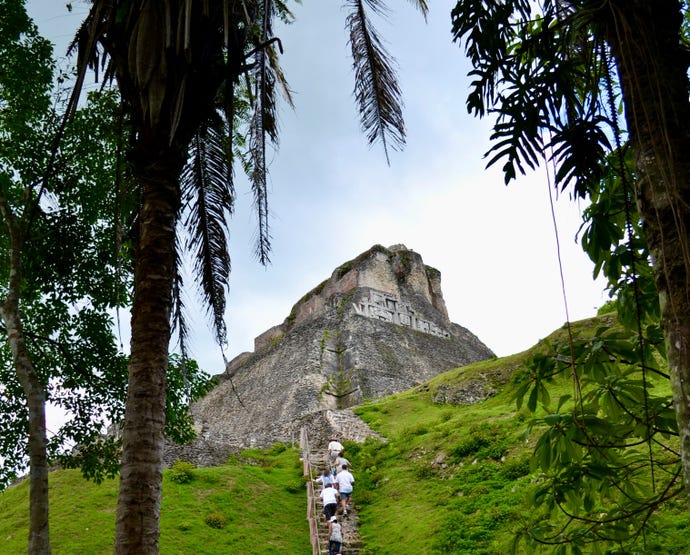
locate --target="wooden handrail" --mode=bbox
[301,427,322,555]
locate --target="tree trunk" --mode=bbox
[3,310,51,555]
[0,194,51,554]
[12,330,50,555]
[603,0,690,508]
[114,142,184,554]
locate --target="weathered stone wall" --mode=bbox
[253,324,284,352]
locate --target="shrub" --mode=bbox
[269,442,287,455]
[204,512,227,529]
[499,458,530,480]
[478,441,507,461]
[169,460,196,484]
[414,464,434,480]
[344,441,361,457]
[355,489,372,507]
[449,426,508,463]
[284,479,303,494]
[449,436,490,461]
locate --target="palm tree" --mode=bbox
[71,1,428,551]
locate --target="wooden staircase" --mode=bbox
[301,428,363,555]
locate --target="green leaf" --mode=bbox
[527,382,539,412]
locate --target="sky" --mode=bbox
[27,0,607,378]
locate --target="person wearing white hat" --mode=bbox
[328,515,343,555]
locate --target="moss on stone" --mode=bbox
[268,333,284,349]
[320,329,331,353]
[285,278,329,329]
[332,244,389,281]
[425,265,441,279]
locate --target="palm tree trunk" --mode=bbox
[114,142,184,554]
[604,0,690,509]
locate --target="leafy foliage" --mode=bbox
[509,153,679,551]
[451,1,689,551]
[345,0,406,163]
[452,0,615,194]
[168,460,196,484]
[448,424,508,463]
[164,354,215,444]
[204,512,227,529]
[181,116,233,347]
[0,1,132,492]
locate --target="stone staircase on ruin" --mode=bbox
[303,429,363,555]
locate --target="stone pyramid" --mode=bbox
[167,244,494,465]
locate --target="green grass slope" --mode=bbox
[0,444,309,554]
[347,315,690,554]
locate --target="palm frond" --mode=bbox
[244,0,281,265]
[246,76,273,264]
[66,1,109,119]
[171,232,190,355]
[405,0,429,21]
[180,113,233,347]
[267,39,295,109]
[346,0,405,164]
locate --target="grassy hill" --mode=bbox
[2,315,689,554]
[348,315,690,554]
[0,445,310,554]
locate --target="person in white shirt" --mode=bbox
[333,464,355,515]
[328,438,344,466]
[319,482,339,520]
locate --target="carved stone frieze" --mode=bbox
[352,290,450,338]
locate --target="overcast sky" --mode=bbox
[29,0,607,377]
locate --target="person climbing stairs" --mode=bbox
[301,428,364,554]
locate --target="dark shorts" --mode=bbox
[324,503,337,519]
[339,491,352,500]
